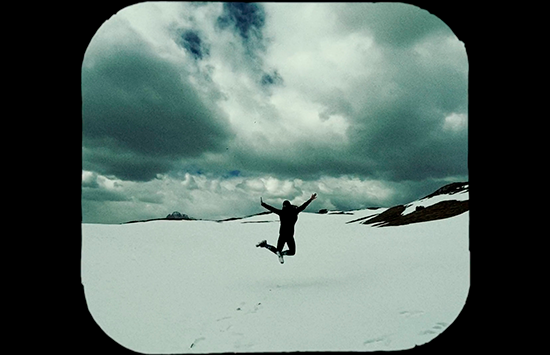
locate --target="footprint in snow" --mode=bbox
[190,337,205,348]
[419,322,448,335]
[236,302,262,314]
[399,310,424,318]
[363,335,391,346]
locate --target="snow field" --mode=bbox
[82,207,469,353]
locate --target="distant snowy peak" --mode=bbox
[354,182,469,227]
[422,182,468,199]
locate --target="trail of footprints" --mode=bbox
[190,301,263,350]
[363,311,448,347]
[193,305,448,350]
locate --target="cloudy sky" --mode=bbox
[81,2,468,224]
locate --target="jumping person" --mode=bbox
[256,193,317,264]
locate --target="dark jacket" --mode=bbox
[261,198,313,236]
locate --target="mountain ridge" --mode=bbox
[123,181,469,226]
[349,182,469,227]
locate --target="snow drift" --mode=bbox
[81,183,469,353]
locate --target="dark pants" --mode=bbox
[264,233,296,256]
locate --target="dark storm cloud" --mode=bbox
[214,3,286,94]
[260,70,283,87]
[82,21,234,181]
[340,37,467,182]
[82,146,176,181]
[217,2,266,44]
[82,185,129,203]
[177,29,209,60]
[345,112,467,183]
[349,111,467,182]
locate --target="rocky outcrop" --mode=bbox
[124,211,195,224]
[166,211,192,220]
[362,200,468,227]
[346,181,470,227]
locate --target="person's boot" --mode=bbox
[256,240,267,248]
[276,250,284,264]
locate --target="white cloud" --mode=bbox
[413,33,467,72]
[82,170,403,223]
[82,3,468,223]
[443,113,468,132]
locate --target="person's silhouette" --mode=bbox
[256,193,317,264]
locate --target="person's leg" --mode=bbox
[257,239,279,255]
[275,235,286,263]
[276,234,287,253]
[257,237,285,263]
[264,243,278,254]
[281,236,296,256]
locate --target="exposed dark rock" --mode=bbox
[166,211,192,220]
[361,205,406,227]
[124,211,196,224]
[362,200,468,227]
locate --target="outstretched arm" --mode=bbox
[261,197,281,215]
[297,193,317,213]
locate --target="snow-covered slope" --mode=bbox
[402,183,468,216]
[81,186,469,353]
[347,182,469,227]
